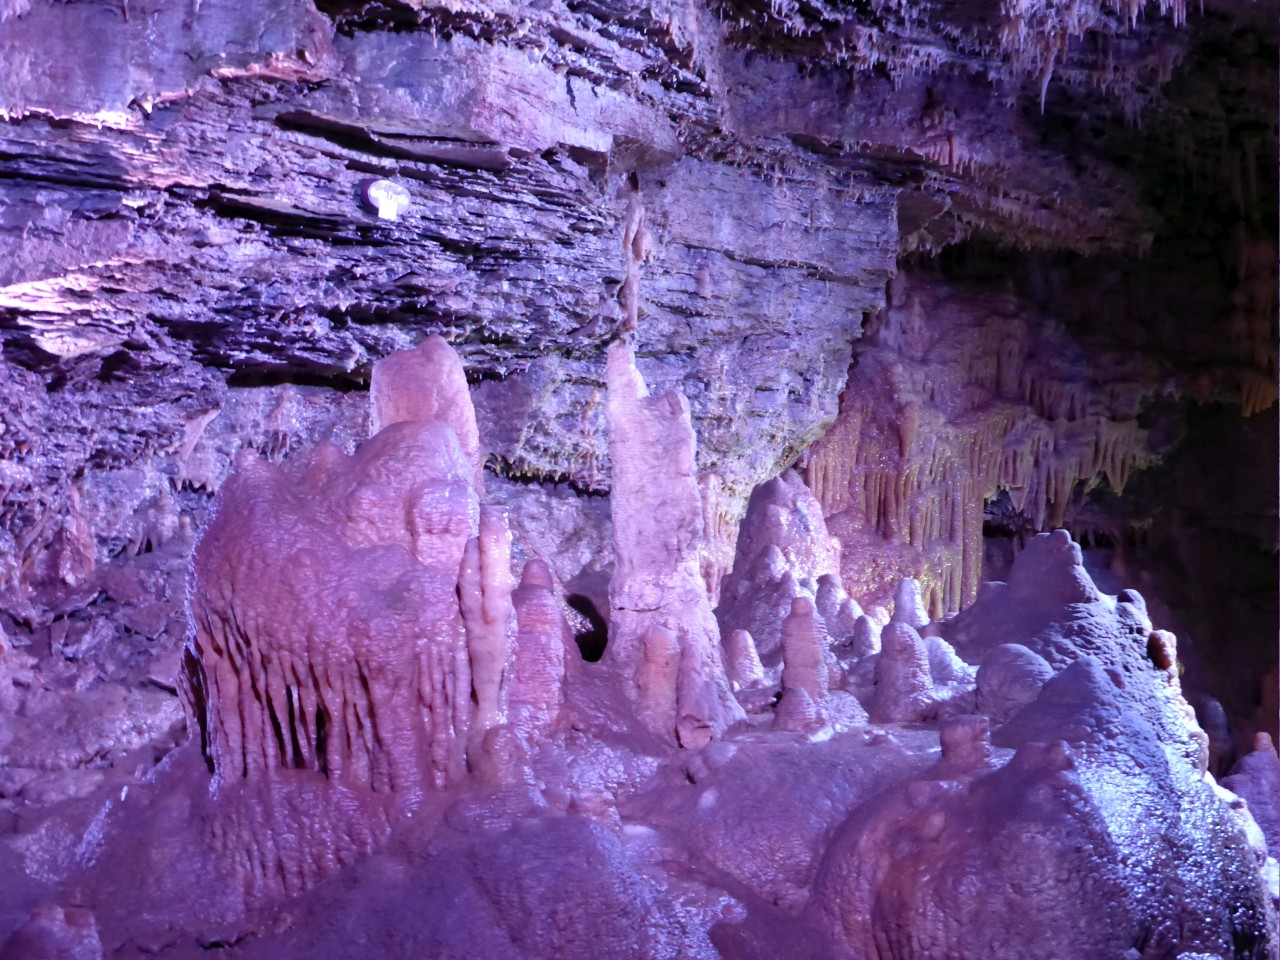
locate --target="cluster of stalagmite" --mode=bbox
[717,469,846,663]
[803,273,1158,617]
[182,337,564,895]
[165,323,1275,958]
[604,340,744,747]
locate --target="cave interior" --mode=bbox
[0,0,1277,957]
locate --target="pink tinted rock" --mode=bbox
[604,340,742,744]
[780,596,841,715]
[773,686,826,735]
[724,628,766,689]
[184,341,496,895]
[890,578,930,629]
[812,740,1139,960]
[634,624,680,737]
[1147,628,1178,676]
[870,622,934,723]
[459,506,516,735]
[369,334,484,488]
[850,614,881,659]
[815,573,862,642]
[975,643,1053,723]
[0,905,102,960]
[717,469,843,663]
[508,559,569,737]
[938,714,992,771]
[1224,733,1280,858]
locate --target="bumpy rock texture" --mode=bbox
[184,336,498,894]
[0,0,1276,957]
[4,332,1276,957]
[605,339,743,746]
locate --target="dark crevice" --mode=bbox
[265,689,288,768]
[486,456,610,498]
[224,366,369,390]
[566,593,608,662]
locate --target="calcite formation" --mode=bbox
[718,469,845,662]
[779,596,834,714]
[870,622,936,724]
[804,271,1162,617]
[604,339,744,747]
[0,0,1275,957]
[507,559,569,736]
[1,344,1275,958]
[370,335,486,488]
[724,628,766,689]
[183,337,498,893]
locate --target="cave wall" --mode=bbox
[0,0,1275,918]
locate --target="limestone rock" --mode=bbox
[604,340,743,745]
[976,643,1054,723]
[870,622,935,724]
[508,560,569,738]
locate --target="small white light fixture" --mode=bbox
[361,179,412,221]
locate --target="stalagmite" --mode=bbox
[891,578,930,629]
[459,506,515,736]
[774,686,827,735]
[780,597,832,708]
[718,469,844,662]
[183,338,498,895]
[370,334,485,489]
[725,628,766,688]
[815,573,861,642]
[508,559,568,737]
[870,622,935,723]
[1223,733,1280,858]
[925,634,972,685]
[635,624,681,736]
[604,340,744,744]
[851,614,882,658]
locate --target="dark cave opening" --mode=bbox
[565,593,608,662]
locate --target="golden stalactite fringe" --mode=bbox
[803,276,1163,620]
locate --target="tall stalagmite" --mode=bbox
[604,340,744,746]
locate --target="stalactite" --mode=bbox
[804,274,1159,618]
